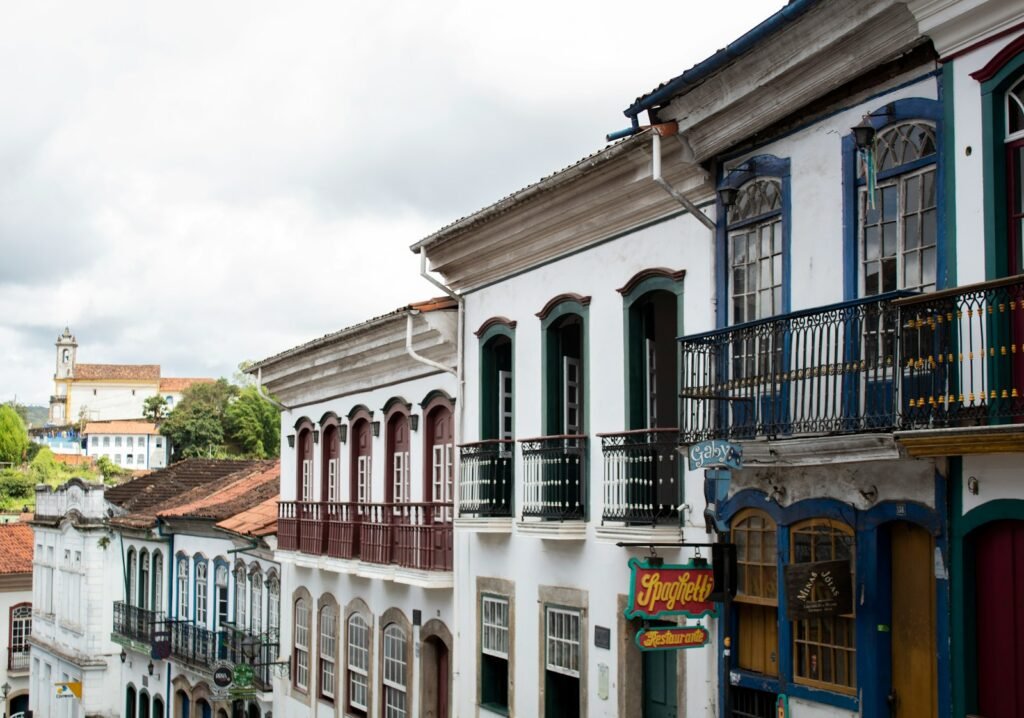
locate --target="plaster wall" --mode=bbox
[0,582,32,715]
[67,381,156,423]
[960,452,1024,514]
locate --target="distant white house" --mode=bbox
[82,420,169,470]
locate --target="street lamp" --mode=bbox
[2,681,12,718]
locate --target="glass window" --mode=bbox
[268,575,280,636]
[481,596,510,710]
[347,613,370,713]
[790,519,856,693]
[733,510,778,676]
[139,550,150,610]
[294,598,310,691]
[10,604,32,662]
[250,571,263,634]
[215,565,229,627]
[234,565,247,627]
[195,561,208,625]
[545,607,581,678]
[152,552,163,613]
[176,559,189,619]
[320,606,337,701]
[729,178,783,324]
[383,624,407,718]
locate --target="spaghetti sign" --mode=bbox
[635,625,710,651]
[624,558,716,620]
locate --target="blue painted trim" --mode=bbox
[841,97,945,300]
[623,0,821,119]
[715,155,792,330]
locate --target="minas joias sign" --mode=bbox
[624,557,717,620]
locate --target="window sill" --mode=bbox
[515,520,586,540]
[479,702,510,717]
[455,517,514,534]
[593,523,682,544]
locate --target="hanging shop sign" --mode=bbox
[624,558,716,620]
[212,661,234,689]
[55,681,82,699]
[688,440,743,471]
[784,559,853,620]
[635,625,710,652]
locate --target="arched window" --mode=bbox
[385,405,411,505]
[127,548,137,606]
[152,551,163,613]
[195,559,208,625]
[1007,76,1024,273]
[424,399,454,506]
[790,518,856,694]
[347,613,370,713]
[138,550,150,610]
[296,421,314,501]
[153,695,165,718]
[268,573,281,637]
[234,563,247,627]
[382,624,408,718]
[732,509,779,676]
[176,557,189,619]
[350,413,372,505]
[321,415,341,503]
[126,685,137,718]
[294,597,310,691]
[728,177,783,325]
[250,570,263,634]
[215,564,229,627]
[9,603,31,668]
[319,604,338,702]
[139,690,150,718]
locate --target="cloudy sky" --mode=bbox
[1,0,780,407]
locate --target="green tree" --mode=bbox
[95,456,128,483]
[225,386,280,458]
[0,405,29,465]
[143,395,169,422]
[160,379,238,458]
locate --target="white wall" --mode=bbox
[68,381,157,423]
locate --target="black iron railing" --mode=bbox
[598,429,680,525]
[113,601,165,644]
[168,619,220,669]
[220,623,280,691]
[458,440,514,517]
[519,435,586,520]
[680,276,1024,442]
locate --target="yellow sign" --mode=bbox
[55,681,82,699]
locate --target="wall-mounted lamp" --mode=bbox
[371,421,381,437]
[967,476,979,495]
[851,118,876,150]
[339,424,348,444]
[409,415,419,432]
[718,186,739,208]
[313,429,320,444]
[120,648,127,663]
[147,660,154,676]
[717,159,756,208]
[286,434,295,449]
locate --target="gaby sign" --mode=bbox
[688,440,742,471]
[624,558,716,620]
[635,625,710,651]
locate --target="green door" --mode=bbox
[643,649,677,718]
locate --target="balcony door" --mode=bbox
[350,419,371,506]
[427,404,454,509]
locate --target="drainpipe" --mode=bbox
[254,367,288,412]
[416,252,464,718]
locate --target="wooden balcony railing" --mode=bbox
[458,440,514,517]
[278,501,299,551]
[598,429,680,525]
[519,435,586,520]
[277,501,453,571]
[680,275,1024,442]
[113,600,165,644]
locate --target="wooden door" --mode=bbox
[974,520,1024,718]
[890,522,937,717]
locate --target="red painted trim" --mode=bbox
[473,316,517,338]
[384,401,411,504]
[293,416,315,432]
[318,412,340,429]
[535,293,592,319]
[616,267,686,296]
[970,29,1024,82]
[346,404,373,422]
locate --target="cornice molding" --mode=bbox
[535,293,592,320]
[473,316,518,338]
[616,268,686,296]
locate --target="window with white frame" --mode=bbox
[152,552,163,613]
[127,549,137,607]
[250,571,263,634]
[356,455,370,504]
[320,605,338,701]
[234,564,247,627]
[327,456,340,502]
[268,574,280,637]
[294,598,310,691]
[176,558,189,619]
[545,606,581,714]
[481,596,510,710]
[138,550,150,610]
[215,565,229,627]
[383,624,407,718]
[10,603,32,666]
[195,561,208,625]
[347,613,369,714]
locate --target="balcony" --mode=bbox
[113,601,165,645]
[219,624,279,692]
[679,276,1024,455]
[8,647,29,672]
[168,619,221,670]
[599,429,680,525]
[457,440,514,521]
[519,435,586,532]
[278,501,453,580]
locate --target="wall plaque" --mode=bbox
[784,559,853,620]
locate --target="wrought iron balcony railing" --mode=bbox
[7,647,29,672]
[277,501,453,571]
[519,435,586,521]
[680,276,1024,442]
[113,601,165,644]
[598,429,680,525]
[458,440,514,517]
[168,619,221,670]
[219,623,280,691]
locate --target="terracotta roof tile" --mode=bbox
[157,461,280,522]
[216,495,280,537]
[0,523,34,575]
[159,377,215,393]
[83,420,160,436]
[74,364,161,381]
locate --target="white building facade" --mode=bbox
[83,421,170,471]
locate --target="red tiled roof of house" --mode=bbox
[107,459,265,528]
[216,495,280,537]
[74,363,161,381]
[157,461,280,522]
[0,523,34,575]
[83,420,160,436]
[53,454,95,467]
[159,377,215,393]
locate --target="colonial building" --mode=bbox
[82,420,170,471]
[0,521,34,718]
[251,299,458,718]
[47,327,212,426]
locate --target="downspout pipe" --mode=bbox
[255,367,288,412]
[405,310,458,377]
